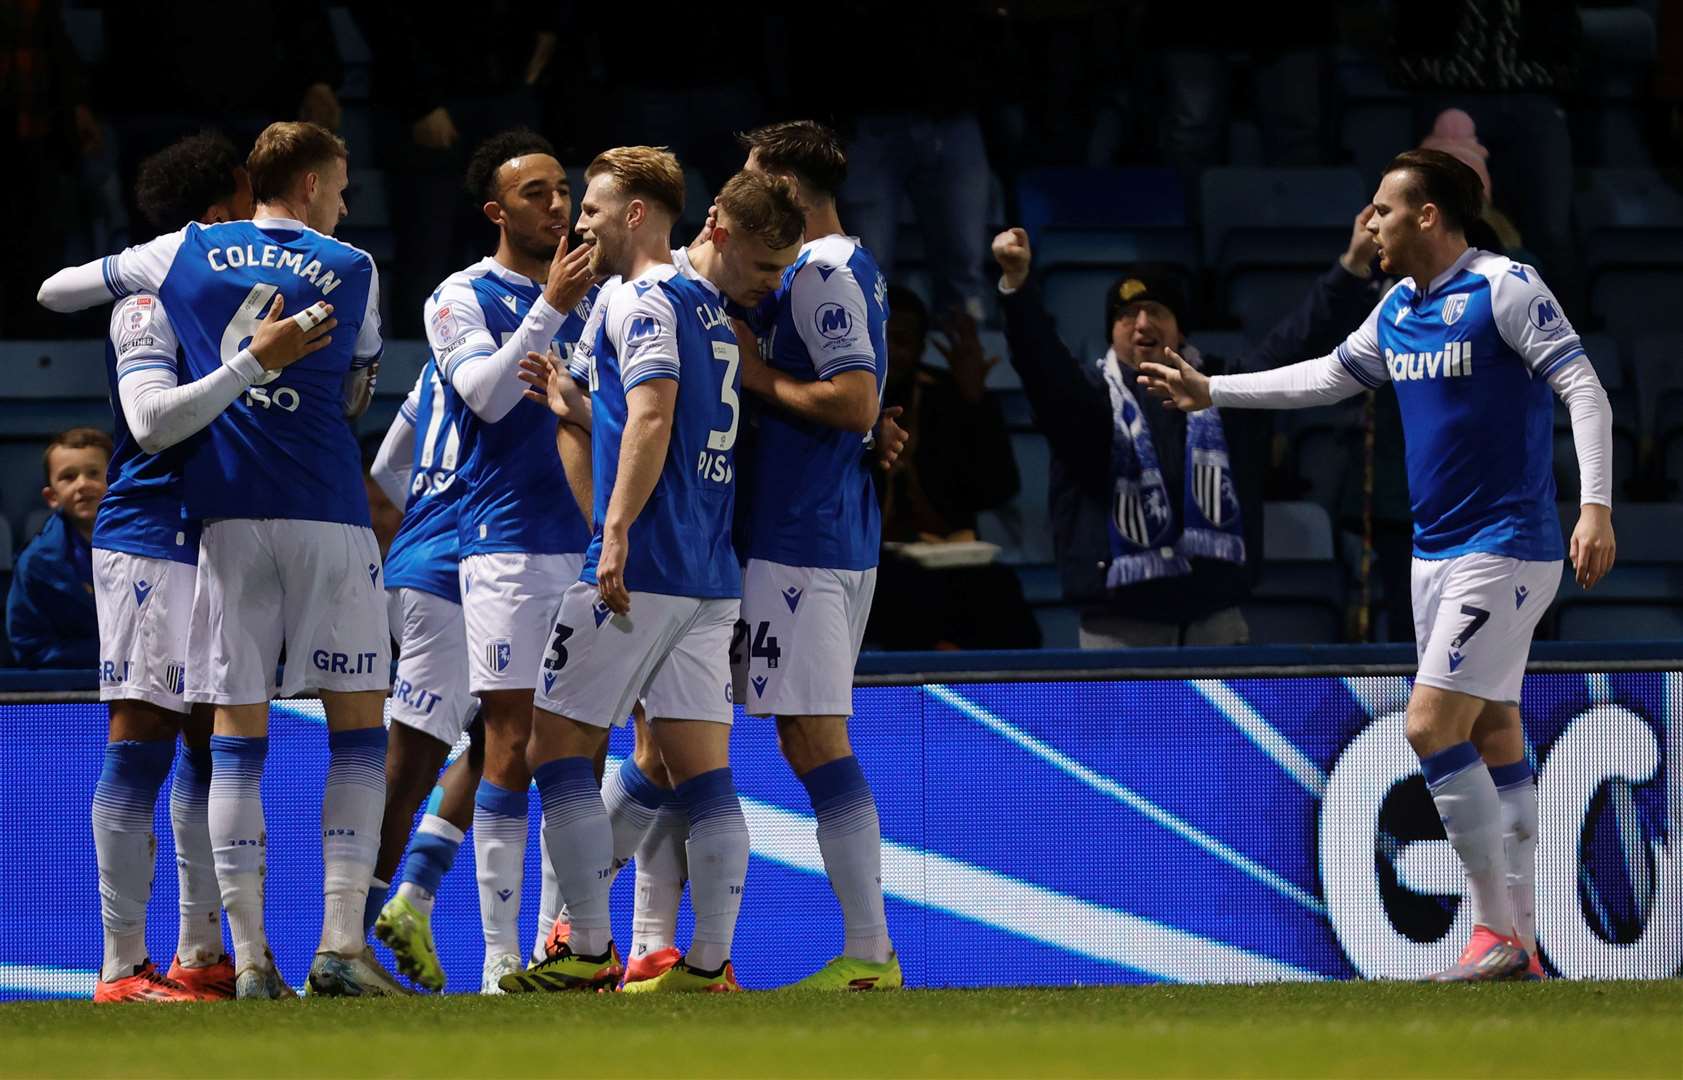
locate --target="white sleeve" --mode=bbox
[1491,261,1586,378]
[37,229,187,313]
[112,293,262,454]
[1547,355,1613,508]
[608,284,681,390]
[1208,352,1369,410]
[791,260,878,381]
[370,394,417,509]
[433,283,568,422]
[1328,285,1397,389]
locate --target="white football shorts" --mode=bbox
[533,580,738,728]
[187,518,391,705]
[732,558,876,718]
[93,548,194,712]
[387,586,477,746]
[459,551,584,694]
[1411,552,1560,706]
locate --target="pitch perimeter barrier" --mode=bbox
[0,643,1677,997]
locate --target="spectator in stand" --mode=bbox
[1389,0,1582,307]
[94,1,343,243]
[866,287,1039,651]
[786,2,1008,321]
[992,211,1381,648]
[349,1,560,324]
[7,428,111,669]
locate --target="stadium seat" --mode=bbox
[1241,600,1343,645]
[975,433,1054,565]
[1288,421,1360,507]
[1040,269,1116,362]
[1568,501,1683,563]
[1036,229,1199,272]
[1190,331,1249,365]
[1556,602,1683,641]
[1014,563,1062,605]
[1017,168,1188,235]
[1253,501,1344,637]
[1339,102,1412,186]
[1590,267,1683,347]
[1032,604,1081,649]
[1574,169,1683,274]
[1199,167,1366,265]
[1224,267,1330,342]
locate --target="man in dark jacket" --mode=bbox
[8,427,110,667]
[992,212,1381,647]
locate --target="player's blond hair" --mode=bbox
[247,121,348,204]
[584,146,685,218]
[714,171,804,251]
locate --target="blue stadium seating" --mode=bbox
[1032,604,1081,650]
[1225,266,1332,342]
[1014,563,1062,605]
[1247,500,1345,644]
[1557,603,1683,641]
[1199,167,1366,265]
[975,433,1054,565]
[1040,268,1118,363]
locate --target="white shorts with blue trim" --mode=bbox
[533,580,738,728]
[459,551,584,694]
[386,586,477,746]
[1411,552,1560,706]
[731,558,876,718]
[94,548,194,713]
[187,518,391,706]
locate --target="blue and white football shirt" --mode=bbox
[383,359,466,603]
[99,218,383,526]
[746,235,888,571]
[1334,248,1581,561]
[96,292,198,565]
[424,258,595,558]
[580,263,741,598]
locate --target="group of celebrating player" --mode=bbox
[41,117,902,1000]
[37,101,1620,1000]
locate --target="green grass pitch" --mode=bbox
[2,981,1678,1078]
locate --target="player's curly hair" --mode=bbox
[465,129,558,205]
[714,171,804,251]
[135,131,243,231]
[736,120,847,197]
[1384,149,1486,236]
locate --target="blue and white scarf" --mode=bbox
[1099,347,1246,588]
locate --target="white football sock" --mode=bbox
[1425,749,1516,937]
[209,736,268,970]
[169,742,222,965]
[473,782,530,963]
[631,802,688,958]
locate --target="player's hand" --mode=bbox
[991,227,1032,291]
[690,204,719,250]
[412,106,459,150]
[519,349,586,422]
[1570,504,1616,589]
[543,231,596,313]
[875,405,909,471]
[1136,348,1213,412]
[298,82,342,132]
[730,318,773,395]
[932,309,998,403]
[1340,204,1379,280]
[248,294,336,371]
[596,526,631,616]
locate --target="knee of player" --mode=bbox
[775,715,854,774]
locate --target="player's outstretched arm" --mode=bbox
[1142,349,1370,412]
[595,379,677,616]
[370,409,415,509]
[1548,356,1617,589]
[38,230,186,313]
[731,318,877,433]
